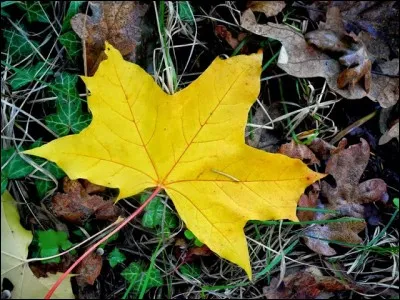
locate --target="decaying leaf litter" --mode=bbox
[1,1,398,299]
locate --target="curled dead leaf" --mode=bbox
[337,58,372,93]
[52,177,119,225]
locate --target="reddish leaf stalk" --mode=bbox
[45,186,163,299]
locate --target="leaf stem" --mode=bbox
[44,186,163,299]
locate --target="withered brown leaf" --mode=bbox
[263,266,354,299]
[297,183,320,222]
[279,138,388,255]
[320,138,388,220]
[52,177,119,225]
[71,1,149,75]
[241,9,399,107]
[303,220,366,256]
[278,140,320,165]
[214,25,247,51]
[75,253,103,286]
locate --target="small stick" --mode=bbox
[211,169,240,182]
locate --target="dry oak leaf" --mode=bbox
[52,177,119,225]
[241,9,399,108]
[319,138,388,220]
[263,266,353,299]
[24,42,323,278]
[303,219,366,256]
[71,1,148,75]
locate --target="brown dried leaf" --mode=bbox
[76,253,103,286]
[279,140,320,165]
[308,138,337,160]
[304,1,399,57]
[71,1,149,75]
[215,25,239,49]
[303,220,366,256]
[241,9,399,107]
[184,245,213,263]
[379,120,399,145]
[318,6,345,34]
[320,139,388,219]
[215,25,247,52]
[298,138,388,255]
[175,244,213,265]
[337,58,372,93]
[30,253,75,278]
[263,266,353,299]
[81,179,106,194]
[247,1,286,17]
[297,183,320,222]
[304,29,352,53]
[52,178,119,225]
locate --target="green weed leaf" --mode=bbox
[393,198,399,209]
[37,229,73,264]
[17,2,50,23]
[10,62,53,90]
[1,147,34,180]
[59,31,81,60]
[1,1,18,16]
[184,229,204,247]
[184,229,195,240]
[4,29,39,62]
[34,161,65,198]
[179,263,201,278]
[45,73,91,136]
[121,262,163,296]
[178,2,194,24]
[108,248,126,268]
[1,174,8,195]
[140,195,178,231]
[28,140,66,198]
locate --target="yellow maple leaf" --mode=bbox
[24,42,324,278]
